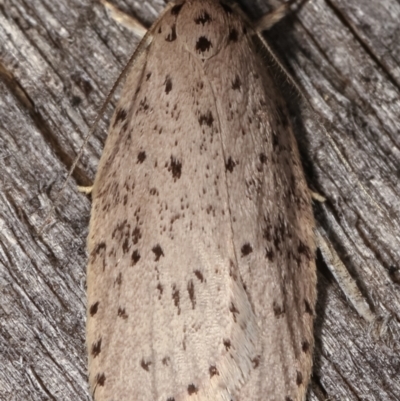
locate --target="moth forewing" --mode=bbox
[87,1,316,401]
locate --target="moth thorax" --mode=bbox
[176,0,232,60]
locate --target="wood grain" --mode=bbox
[1,0,399,400]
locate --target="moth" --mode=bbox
[86,1,316,400]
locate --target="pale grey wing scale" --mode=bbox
[87,2,316,401]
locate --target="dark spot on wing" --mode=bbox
[229,302,239,322]
[195,11,211,25]
[152,244,164,261]
[168,156,182,180]
[137,151,146,163]
[166,24,177,41]
[91,339,102,358]
[302,340,310,353]
[115,272,122,286]
[90,302,99,316]
[131,250,141,265]
[171,4,183,15]
[96,373,106,386]
[187,280,195,309]
[273,301,285,317]
[252,355,260,369]
[209,365,219,377]
[223,339,231,350]
[232,75,241,90]
[304,299,313,315]
[198,111,214,127]
[165,75,172,94]
[117,307,128,319]
[225,156,236,172]
[296,371,303,385]
[194,270,204,282]
[298,240,312,260]
[187,384,198,395]
[196,36,212,53]
[228,28,238,42]
[172,284,180,315]
[259,153,267,163]
[241,243,253,256]
[141,359,152,371]
[113,108,127,127]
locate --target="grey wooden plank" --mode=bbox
[0,0,399,400]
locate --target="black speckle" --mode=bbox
[194,270,204,282]
[172,284,180,314]
[141,359,152,371]
[196,36,212,53]
[232,75,241,90]
[113,108,127,127]
[117,307,128,319]
[152,244,164,261]
[167,398,175,401]
[296,371,303,385]
[389,265,400,284]
[162,357,170,366]
[223,339,231,350]
[165,75,172,94]
[187,384,198,395]
[229,302,239,322]
[195,11,211,25]
[96,373,106,386]
[285,397,294,401]
[166,24,177,42]
[157,283,164,299]
[131,250,141,265]
[198,111,214,127]
[259,153,267,163]
[220,2,232,13]
[298,240,312,260]
[132,227,142,244]
[228,28,238,42]
[252,356,260,369]
[90,302,99,316]
[91,339,102,358]
[146,72,152,81]
[302,340,310,353]
[304,299,313,315]
[241,243,253,256]
[115,273,122,286]
[187,280,195,309]
[168,156,182,180]
[273,301,285,317]
[171,4,183,15]
[265,248,274,261]
[225,156,236,172]
[137,151,146,163]
[209,365,219,377]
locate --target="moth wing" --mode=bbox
[87,6,258,401]
[87,2,316,401]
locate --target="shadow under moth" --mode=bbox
[86,1,316,400]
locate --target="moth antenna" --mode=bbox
[253,0,315,111]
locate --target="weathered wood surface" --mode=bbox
[0,0,399,400]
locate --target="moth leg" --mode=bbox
[77,185,93,195]
[310,190,326,203]
[100,0,147,38]
[315,227,375,323]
